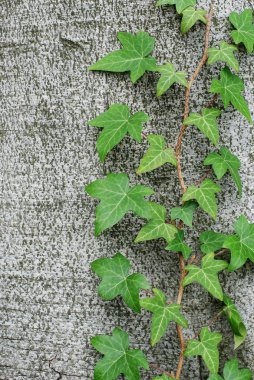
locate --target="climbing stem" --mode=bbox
[174,5,214,379]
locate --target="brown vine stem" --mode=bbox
[174,5,214,379]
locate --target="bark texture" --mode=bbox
[1,0,254,379]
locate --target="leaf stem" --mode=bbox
[174,5,214,379]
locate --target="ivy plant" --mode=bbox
[87,2,253,379]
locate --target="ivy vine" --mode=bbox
[86,1,254,379]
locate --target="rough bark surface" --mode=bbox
[1,0,254,379]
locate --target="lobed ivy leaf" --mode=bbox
[182,179,221,220]
[181,7,207,34]
[204,147,242,195]
[91,252,150,313]
[89,104,149,162]
[200,231,227,254]
[140,288,188,346]
[137,134,177,174]
[223,294,247,349]
[135,202,178,245]
[156,0,196,14]
[185,327,222,374]
[166,230,192,259]
[208,358,252,380]
[170,201,197,227]
[89,31,156,83]
[91,327,149,380]
[208,41,239,72]
[183,253,228,300]
[184,108,221,145]
[223,215,254,271]
[86,173,154,236]
[155,63,188,96]
[229,9,254,54]
[210,67,252,123]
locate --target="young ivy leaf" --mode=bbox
[208,41,239,72]
[229,9,254,54]
[184,108,221,145]
[204,147,242,196]
[140,288,188,346]
[91,327,149,380]
[185,327,222,374]
[210,67,252,123]
[166,230,192,259]
[170,201,198,227]
[183,253,228,300]
[182,179,221,220]
[155,63,188,96]
[137,134,177,174]
[89,104,149,162]
[223,294,247,349]
[156,0,196,14]
[223,215,254,271]
[181,7,207,34]
[86,173,154,236]
[208,358,252,380]
[135,203,178,245]
[200,231,227,254]
[91,253,150,313]
[89,31,156,83]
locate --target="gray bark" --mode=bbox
[0,0,254,379]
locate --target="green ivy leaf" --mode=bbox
[140,288,188,346]
[184,108,221,145]
[156,0,196,14]
[89,31,156,83]
[155,63,188,96]
[91,253,150,313]
[229,9,254,54]
[135,203,178,245]
[182,179,221,220]
[152,376,174,380]
[208,358,252,380]
[204,147,242,195]
[86,173,154,236]
[210,67,252,123]
[200,231,227,254]
[91,327,149,380]
[223,294,247,349]
[137,134,177,174]
[166,230,192,259]
[183,253,228,300]
[170,201,197,227]
[223,215,254,271]
[89,104,149,162]
[208,41,239,72]
[185,327,222,374]
[181,7,207,34]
